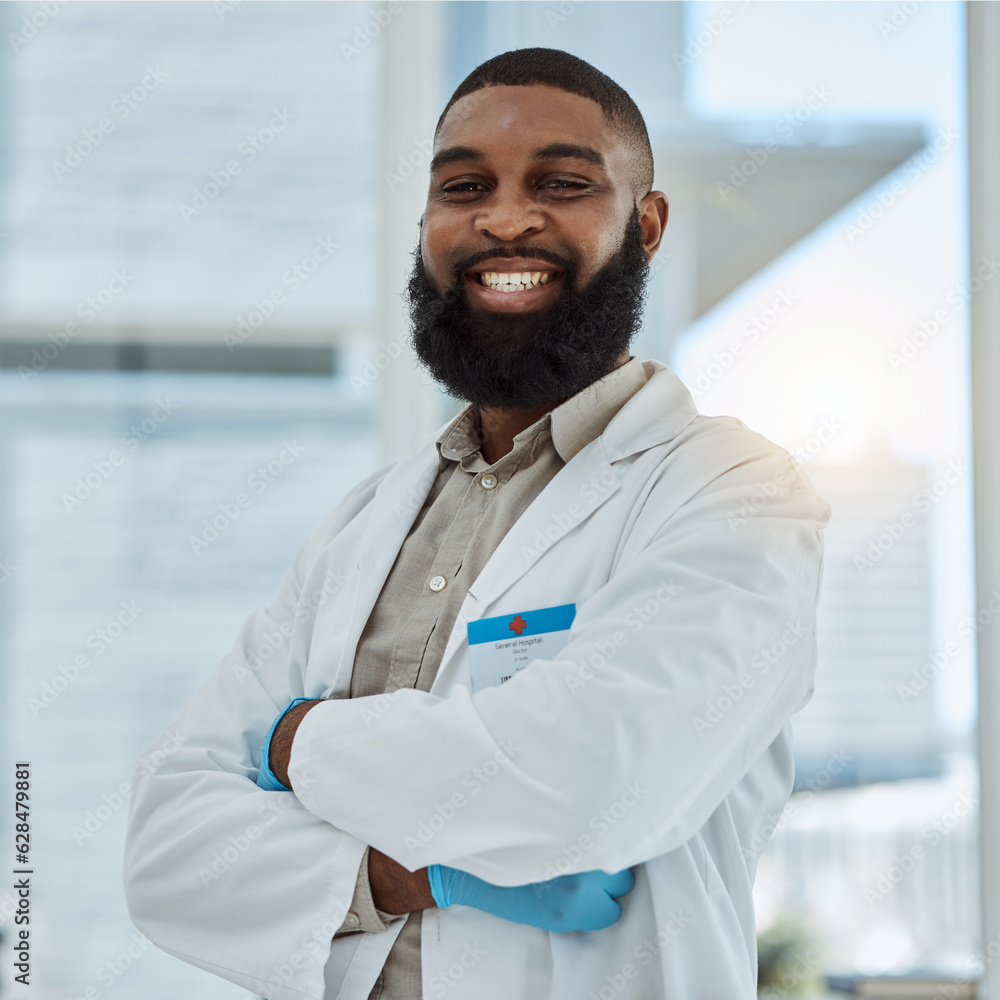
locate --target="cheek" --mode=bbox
[561,207,629,282]
[421,213,459,283]
[576,235,620,285]
[419,230,433,274]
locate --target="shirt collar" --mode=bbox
[436,406,484,465]
[549,356,648,462]
[435,356,649,466]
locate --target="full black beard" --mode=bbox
[406,207,651,410]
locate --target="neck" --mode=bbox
[477,401,553,465]
[476,350,631,465]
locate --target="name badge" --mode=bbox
[467,603,576,692]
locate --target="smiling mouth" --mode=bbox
[474,270,557,293]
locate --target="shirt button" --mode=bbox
[343,911,360,930]
[429,575,447,592]
[480,474,498,489]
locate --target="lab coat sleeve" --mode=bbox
[287,428,830,884]
[123,464,393,1000]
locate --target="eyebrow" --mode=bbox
[430,142,607,173]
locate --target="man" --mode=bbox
[124,48,829,1000]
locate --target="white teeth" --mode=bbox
[478,270,555,292]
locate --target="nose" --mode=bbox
[474,182,546,242]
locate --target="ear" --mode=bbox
[637,191,669,260]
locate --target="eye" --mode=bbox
[441,181,488,195]
[540,179,590,195]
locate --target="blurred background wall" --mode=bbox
[0,2,979,997]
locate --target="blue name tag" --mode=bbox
[467,603,576,692]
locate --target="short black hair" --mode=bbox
[436,47,654,198]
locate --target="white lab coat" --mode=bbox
[123,360,829,1000]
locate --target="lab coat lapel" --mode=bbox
[464,363,699,611]
[431,363,700,692]
[429,439,621,693]
[332,442,440,681]
[467,438,621,608]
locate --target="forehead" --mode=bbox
[436,84,626,171]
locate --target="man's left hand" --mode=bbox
[268,699,323,788]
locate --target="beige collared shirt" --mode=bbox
[334,357,650,1000]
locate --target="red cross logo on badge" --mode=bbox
[509,615,528,636]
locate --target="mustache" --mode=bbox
[450,246,577,282]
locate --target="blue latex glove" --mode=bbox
[426,864,635,932]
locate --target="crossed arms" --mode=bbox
[123,433,828,994]
[268,698,435,915]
